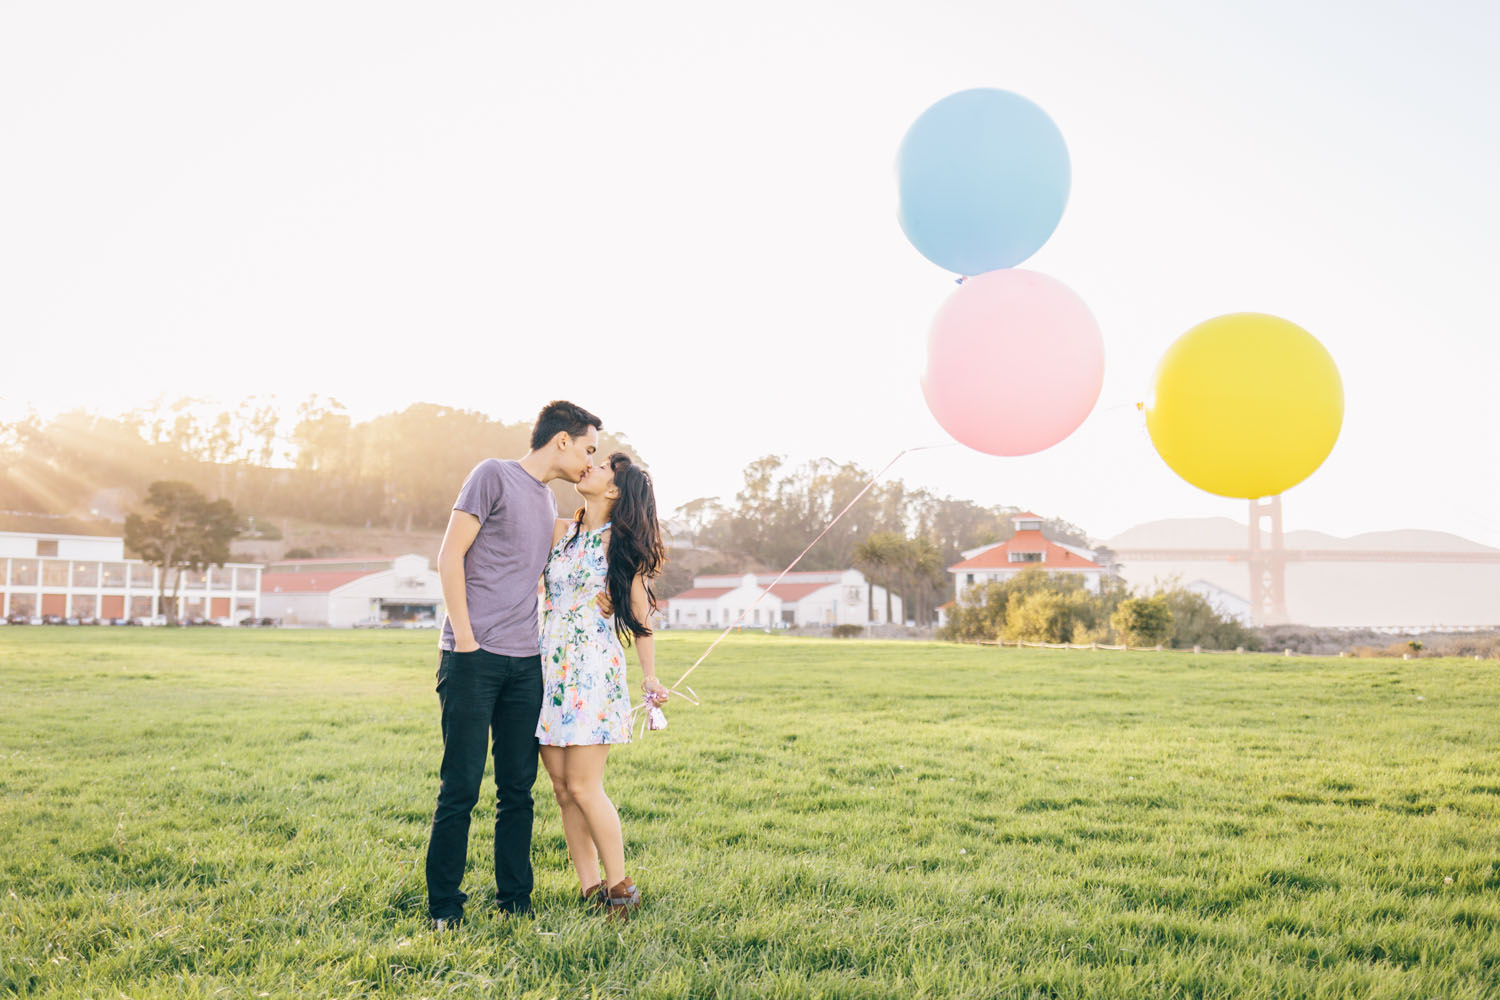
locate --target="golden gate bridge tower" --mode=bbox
[1247,495,1288,626]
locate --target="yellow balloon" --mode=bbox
[1146,313,1343,499]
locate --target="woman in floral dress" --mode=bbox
[537,451,667,918]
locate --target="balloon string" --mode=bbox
[668,443,953,692]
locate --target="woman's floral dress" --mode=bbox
[536,523,632,746]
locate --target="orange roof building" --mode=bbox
[948,513,1107,604]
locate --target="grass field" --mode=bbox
[2,629,1498,999]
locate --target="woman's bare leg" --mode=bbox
[540,745,600,891]
[562,745,625,887]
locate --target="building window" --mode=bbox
[10,559,38,587]
[73,595,97,619]
[235,567,259,592]
[753,609,761,624]
[845,586,861,604]
[102,563,126,587]
[73,562,99,588]
[1008,551,1043,563]
[130,563,155,588]
[965,573,975,585]
[42,560,69,587]
[36,540,58,557]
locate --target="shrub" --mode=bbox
[941,568,1089,642]
[1111,595,1174,647]
[1002,589,1099,644]
[1161,586,1262,651]
[832,624,864,639]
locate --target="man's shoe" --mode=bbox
[432,915,461,932]
[604,878,640,920]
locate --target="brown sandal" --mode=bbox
[604,877,641,920]
[580,882,607,908]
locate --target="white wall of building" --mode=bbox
[264,555,444,627]
[0,531,125,561]
[666,570,902,629]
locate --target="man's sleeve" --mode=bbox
[453,460,503,526]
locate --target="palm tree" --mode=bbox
[855,532,905,624]
[906,537,944,625]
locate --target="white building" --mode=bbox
[1184,579,1253,626]
[260,554,444,627]
[664,569,902,629]
[0,530,261,622]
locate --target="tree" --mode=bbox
[902,537,945,626]
[854,532,904,623]
[124,481,240,623]
[1111,595,1174,647]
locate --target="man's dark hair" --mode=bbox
[530,400,602,450]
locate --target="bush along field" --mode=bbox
[2,629,1498,999]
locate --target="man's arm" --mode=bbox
[438,509,482,652]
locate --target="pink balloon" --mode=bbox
[921,269,1104,456]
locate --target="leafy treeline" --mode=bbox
[0,398,636,533]
[942,570,1261,650]
[4,404,1137,630]
[665,455,1093,623]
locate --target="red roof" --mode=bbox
[1013,512,1043,520]
[669,586,733,601]
[766,582,832,601]
[694,570,842,585]
[949,530,1102,572]
[261,571,375,594]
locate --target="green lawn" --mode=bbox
[1,628,1497,999]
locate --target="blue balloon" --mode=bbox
[898,88,1070,275]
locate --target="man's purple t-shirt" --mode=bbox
[440,459,557,656]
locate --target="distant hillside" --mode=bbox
[1105,518,1499,554]
[1103,518,1500,627]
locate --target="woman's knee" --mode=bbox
[550,777,576,807]
[564,774,600,804]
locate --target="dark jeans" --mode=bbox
[425,649,542,919]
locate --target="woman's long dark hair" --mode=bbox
[568,452,664,644]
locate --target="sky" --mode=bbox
[3,0,1497,546]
